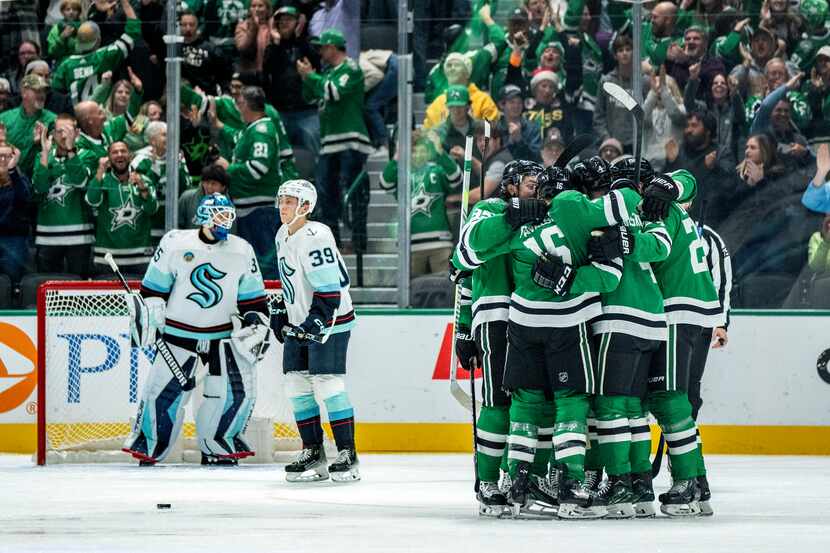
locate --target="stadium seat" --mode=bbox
[733,274,795,309]
[809,275,830,309]
[18,273,81,309]
[410,274,454,308]
[0,274,12,309]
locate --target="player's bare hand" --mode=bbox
[711,327,728,349]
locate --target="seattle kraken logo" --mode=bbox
[187,263,227,308]
[278,257,296,304]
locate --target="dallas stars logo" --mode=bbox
[411,184,441,218]
[109,197,141,232]
[46,181,70,206]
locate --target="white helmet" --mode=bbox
[277,179,317,215]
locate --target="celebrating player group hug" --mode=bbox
[450,152,729,520]
[119,178,360,483]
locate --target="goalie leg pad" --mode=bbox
[123,339,196,462]
[195,341,257,459]
[285,371,324,446]
[314,375,355,450]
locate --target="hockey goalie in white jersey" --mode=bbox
[273,179,359,482]
[123,193,270,465]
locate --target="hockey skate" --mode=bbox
[631,471,656,518]
[696,475,713,517]
[285,445,329,482]
[329,448,360,482]
[659,478,701,517]
[596,474,636,519]
[477,481,509,518]
[506,462,531,518]
[201,453,238,466]
[557,470,607,520]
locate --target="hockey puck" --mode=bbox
[156,503,171,510]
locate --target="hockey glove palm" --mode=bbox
[588,225,634,263]
[454,325,480,371]
[505,197,548,230]
[641,174,680,221]
[532,253,577,297]
[230,311,271,365]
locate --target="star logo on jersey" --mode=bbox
[46,181,70,206]
[411,185,441,218]
[109,198,141,232]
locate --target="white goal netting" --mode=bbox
[38,281,334,464]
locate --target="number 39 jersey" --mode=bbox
[651,205,721,327]
[140,229,268,340]
[275,221,355,334]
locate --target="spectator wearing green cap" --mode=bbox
[0,74,57,178]
[298,27,372,244]
[434,85,477,170]
[309,0,360,59]
[423,52,499,130]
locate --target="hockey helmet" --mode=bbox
[537,165,574,201]
[195,193,236,240]
[498,159,544,199]
[610,155,654,189]
[571,156,613,194]
[277,179,318,215]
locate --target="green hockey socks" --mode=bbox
[594,395,632,476]
[475,406,509,483]
[552,389,590,481]
[648,391,701,480]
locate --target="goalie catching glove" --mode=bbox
[505,197,548,230]
[126,293,165,348]
[454,325,479,371]
[588,225,635,262]
[230,311,271,365]
[532,253,576,297]
[641,174,680,221]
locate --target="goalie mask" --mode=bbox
[497,160,544,200]
[195,193,236,241]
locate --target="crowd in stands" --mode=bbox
[3,0,830,308]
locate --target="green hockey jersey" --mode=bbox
[52,17,142,104]
[180,85,298,179]
[508,189,640,328]
[85,170,158,267]
[745,90,811,131]
[381,160,455,252]
[791,28,830,71]
[76,115,132,174]
[452,198,513,332]
[0,106,57,178]
[130,146,193,240]
[303,58,373,155]
[32,148,93,247]
[227,116,281,216]
[591,189,673,341]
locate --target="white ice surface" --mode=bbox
[1,454,829,553]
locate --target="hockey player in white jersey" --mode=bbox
[273,179,359,482]
[123,193,270,465]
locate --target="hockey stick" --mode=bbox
[104,252,191,389]
[601,81,645,185]
[449,134,480,413]
[553,133,595,169]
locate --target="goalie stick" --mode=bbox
[104,252,191,390]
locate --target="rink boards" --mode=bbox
[1,309,829,454]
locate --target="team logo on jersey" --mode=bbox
[183,252,194,262]
[47,180,70,206]
[109,197,141,231]
[278,257,296,304]
[187,263,227,308]
[411,184,441,217]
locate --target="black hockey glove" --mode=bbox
[448,260,472,285]
[454,325,480,371]
[587,225,635,263]
[641,174,680,221]
[281,324,318,343]
[532,253,577,297]
[505,197,548,230]
[271,299,289,344]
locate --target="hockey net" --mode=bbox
[36,280,333,465]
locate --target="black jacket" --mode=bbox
[263,36,320,113]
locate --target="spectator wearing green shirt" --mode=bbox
[0,74,57,178]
